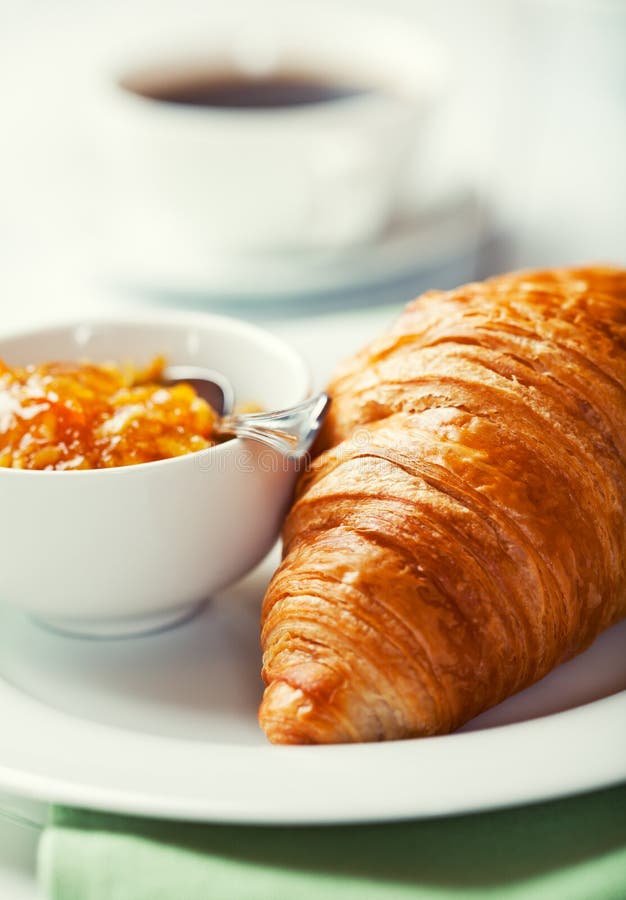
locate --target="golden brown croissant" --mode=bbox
[259,267,626,744]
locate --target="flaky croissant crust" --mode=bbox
[259,267,626,744]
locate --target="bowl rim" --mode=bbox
[0,310,311,478]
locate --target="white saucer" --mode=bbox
[103,191,484,301]
[0,547,624,824]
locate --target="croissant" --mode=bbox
[259,266,626,744]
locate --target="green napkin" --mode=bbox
[39,784,626,900]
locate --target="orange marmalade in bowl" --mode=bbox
[0,356,218,470]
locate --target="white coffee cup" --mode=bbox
[93,3,447,260]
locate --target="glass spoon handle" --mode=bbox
[217,393,331,457]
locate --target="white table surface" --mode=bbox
[0,800,41,900]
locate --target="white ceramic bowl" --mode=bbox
[0,313,309,637]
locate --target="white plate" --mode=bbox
[0,547,624,824]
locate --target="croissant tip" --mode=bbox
[259,680,317,745]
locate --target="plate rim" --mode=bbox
[0,673,624,825]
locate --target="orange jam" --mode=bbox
[0,356,218,470]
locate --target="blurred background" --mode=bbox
[0,0,624,352]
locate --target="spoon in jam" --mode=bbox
[162,365,330,457]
